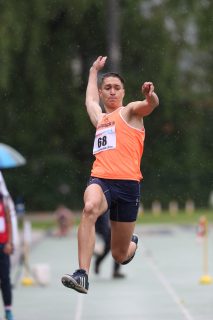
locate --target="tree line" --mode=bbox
[0,0,212,211]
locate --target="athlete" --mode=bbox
[0,193,14,320]
[61,56,159,293]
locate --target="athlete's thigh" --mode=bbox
[110,220,136,252]
[84,183,108,217]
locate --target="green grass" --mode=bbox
[28,220,56,230]
[137,209,213,225]
[25,209,213,230]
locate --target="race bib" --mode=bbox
[0,217,6,233]
[93,125,116,154]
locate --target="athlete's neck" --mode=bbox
[104,105,122,114]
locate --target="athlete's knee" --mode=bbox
[83,200,100,220]
[111,249,127,264]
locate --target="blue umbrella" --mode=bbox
[0,143,26,169]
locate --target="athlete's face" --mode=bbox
[99,76,125,109]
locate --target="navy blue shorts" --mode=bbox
[88,177,140,222]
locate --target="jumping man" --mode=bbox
[61,56,159,293]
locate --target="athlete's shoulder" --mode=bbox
[120,105,145,130]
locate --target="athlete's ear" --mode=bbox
[99,88,103,98]
[122,88,125,98]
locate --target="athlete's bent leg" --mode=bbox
[110,221,136,264]
[78,184,108,273]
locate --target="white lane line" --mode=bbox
[145,251,195,320]
[74,294,84,320]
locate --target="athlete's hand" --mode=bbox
[142,82,154,97]
[92,56,107,71]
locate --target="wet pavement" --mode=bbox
[1,224,212,320]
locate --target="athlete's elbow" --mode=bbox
[143,102,159,117]
[154,96,159,108]
[85,97,90,108]
[152,101,159,111]
[149,97,159,113]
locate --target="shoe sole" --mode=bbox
[61,274,88,294]
[121,234,138,265]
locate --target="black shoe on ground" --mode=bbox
[121,234,138,265]
[61,269,89,294]
[113,271,126,279]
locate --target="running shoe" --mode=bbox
[61,269,89,294]
[121,234,138,265]
[113,271,126,278]
[5,310,14,320]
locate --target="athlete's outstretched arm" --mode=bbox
[85,56,107,127]
[127,82,159,117]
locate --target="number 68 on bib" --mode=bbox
[93,125,116,154]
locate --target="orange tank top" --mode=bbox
[91,107,145,181]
